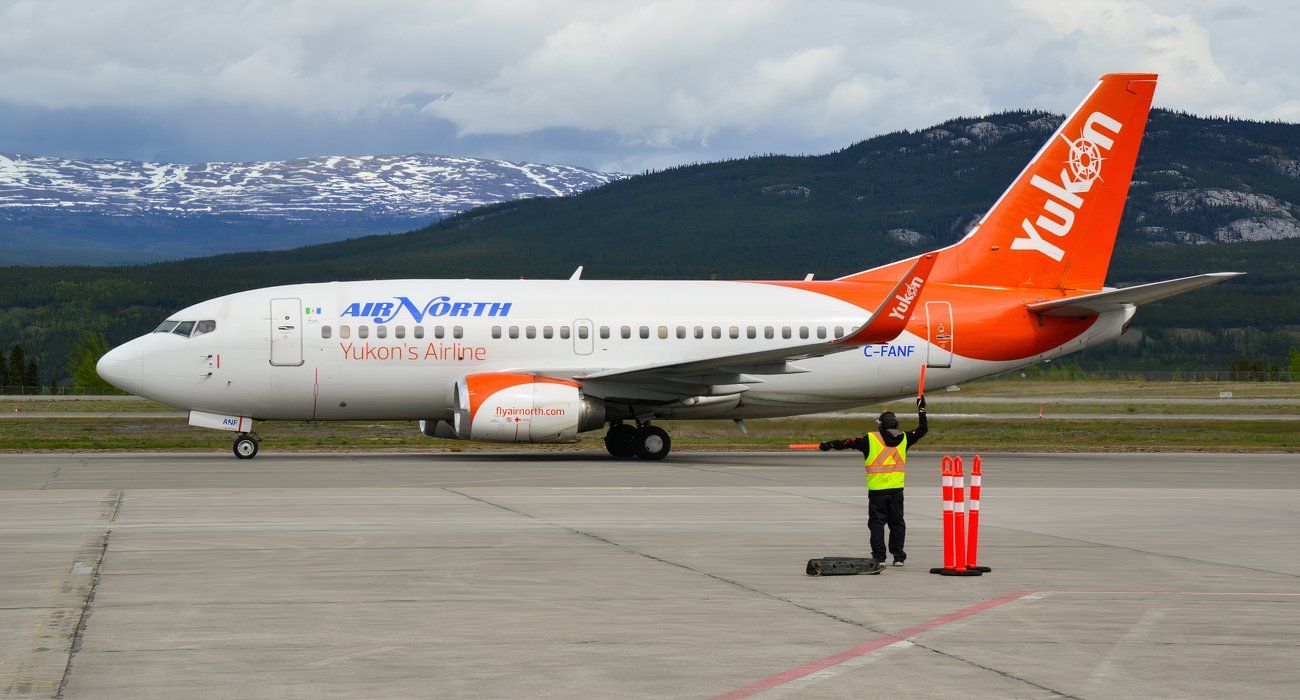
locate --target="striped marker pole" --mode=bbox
[930,456,956,574]
[966,455,992,572]
[952,457,968,572]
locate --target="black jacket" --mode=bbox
[824,409,927,453]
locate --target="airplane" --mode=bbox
[96,72,1240,460]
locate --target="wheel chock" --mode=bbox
[806,557,884,576]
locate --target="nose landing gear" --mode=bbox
[233,432,260,459]
[604,422,671,460]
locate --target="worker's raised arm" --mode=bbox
[906,396,928,447]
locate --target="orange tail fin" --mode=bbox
[844,73,1157,291]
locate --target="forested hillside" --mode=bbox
[2,109,1298,384]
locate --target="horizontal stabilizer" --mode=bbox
[1026,272,1243,317]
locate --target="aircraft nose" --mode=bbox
[96,337,145,396]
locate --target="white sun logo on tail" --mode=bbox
[1060,133,1104,185]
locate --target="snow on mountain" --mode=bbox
[0,152,620,222]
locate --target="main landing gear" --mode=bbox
[233,432,261,459]
[604,421,671,460]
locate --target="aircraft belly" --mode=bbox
[313,362,456,420]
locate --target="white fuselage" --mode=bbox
[97,278,1129,424]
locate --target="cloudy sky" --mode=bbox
[1,0,1296,172]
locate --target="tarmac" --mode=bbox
[1,451,1297,698]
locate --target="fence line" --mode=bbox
[988,369,1295,382]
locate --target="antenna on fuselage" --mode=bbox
[570,266,584,281]
[804,273,814,281]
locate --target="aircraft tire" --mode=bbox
[633,425,671,461]
[604,423,637,458]
[233,434,259,459]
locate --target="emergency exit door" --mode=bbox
[573,319,594,355]
[925,301,954,368]
[269,298,304,366]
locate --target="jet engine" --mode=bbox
[451,373,605,443]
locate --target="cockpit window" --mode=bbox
[154,320,180,333]
[192,320,216,337]
[173,321,196,337]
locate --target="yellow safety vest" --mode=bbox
[865,432,907,490]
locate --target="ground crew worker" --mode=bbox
[819,396,927,566]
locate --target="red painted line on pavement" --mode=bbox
[711,589,1034,700]
[1050,589,1300,596]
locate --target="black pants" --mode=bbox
[868,488,905,562]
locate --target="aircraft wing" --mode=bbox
[1026,272,1243,317]
[577,254,937,388]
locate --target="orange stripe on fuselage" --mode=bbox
[755,280,1097,362]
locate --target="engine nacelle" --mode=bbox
[452,373,605,443]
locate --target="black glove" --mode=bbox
[819,441,832,451]
[917,395,926,411]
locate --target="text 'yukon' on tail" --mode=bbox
[843,73,1157,292]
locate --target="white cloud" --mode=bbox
[0,0,1296,168]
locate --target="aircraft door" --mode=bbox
[573,319,594,355]
[269,298,304,366]
[925,301,953,368]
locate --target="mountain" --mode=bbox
[0,153,621,264]
[2,108,1298,382]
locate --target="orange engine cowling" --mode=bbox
[452,373,605,443]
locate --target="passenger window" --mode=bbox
[509,326,519,339]
[599,326,610,339]
[639,326,650,339]
[395,326,406,339]
[559,326,570,339]
[729,326,739,339]
[711,326,722,339]
[435,326,445,339]
[526,326,537,339]
[153,320,179,333]
[657,326,668,339]
[676,326,686,339]
[453,326,463,339]
[174,321,195,337]
[834,326,845,339]
[543,326,554,339]
[694,326,704,339]
[193,320,216,337]
[415,326,425,339]
[799,327,809,339]
[340,325,351,339]
[491,326,502,339]
[359,326,369,339]
[817,326,827,340]
[377,326,388,339]
[621,326,631,339]
[578,326,590,339]
[322,326,332,339]
[782,326,792,339]
[764,326,774,339]
[746,326,756,339]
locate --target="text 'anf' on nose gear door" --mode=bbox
[269,297,304,367]
[925,301,954,368]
